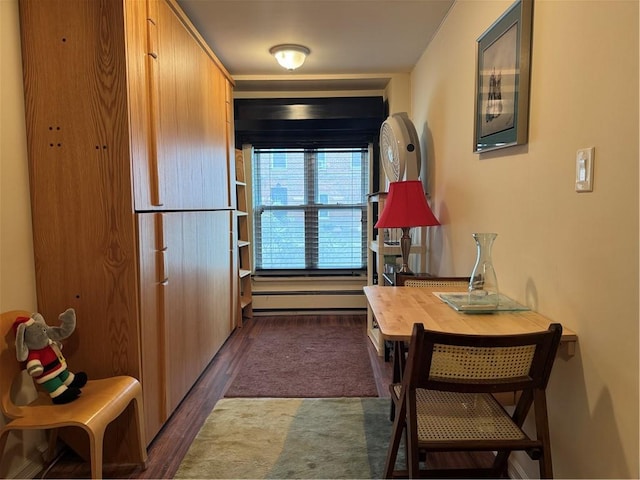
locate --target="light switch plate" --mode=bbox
[575,147,594,192]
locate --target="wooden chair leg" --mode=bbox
[406,398,420,478]
[384,423,404,477]
[534,391,553,479]
[87,428,104,480]
[492,449,512,476]
[539,447,553,479]
[384,400,407,478]
[389,341,407,422]
[132,395,148,468]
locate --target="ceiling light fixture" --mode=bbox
[269,44,310,70]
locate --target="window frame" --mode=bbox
[252,147,370,275]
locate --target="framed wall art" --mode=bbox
[473,0,533,153]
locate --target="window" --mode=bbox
[253,147,369,273]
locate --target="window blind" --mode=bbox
[253,147,369,273]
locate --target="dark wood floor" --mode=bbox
[40,314,492,479]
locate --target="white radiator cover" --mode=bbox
[252,276,367,312]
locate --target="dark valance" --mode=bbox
[233,96,386,149]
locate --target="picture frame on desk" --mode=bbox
[473,0,533,153]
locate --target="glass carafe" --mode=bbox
[468,233,499,307]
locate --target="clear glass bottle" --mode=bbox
[468,233,499,307]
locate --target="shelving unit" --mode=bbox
[366,192,426,355]
[235,149,253,325]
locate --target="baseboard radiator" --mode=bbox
[251,276,367,315]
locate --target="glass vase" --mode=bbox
[468,233,499,307]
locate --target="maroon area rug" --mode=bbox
[224,316,379,398]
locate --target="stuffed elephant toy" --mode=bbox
[13,308,87,404]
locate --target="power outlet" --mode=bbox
[575,147,594,192]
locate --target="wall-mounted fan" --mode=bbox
[379,112,421,183]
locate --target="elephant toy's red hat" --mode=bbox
[13,316,34,335]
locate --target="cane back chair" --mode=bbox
[385,322,563,478]
[395,273,470,288]
[389,275,471,389]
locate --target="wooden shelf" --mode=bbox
[235,149,253,325]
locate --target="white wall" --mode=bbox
[384,73,411,116]
[0,1,46,477]
[1,0,37,311]
[411,0,639,478]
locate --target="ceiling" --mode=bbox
[176,0,455,92]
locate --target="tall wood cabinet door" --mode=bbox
[162,211,233,413]
[19,0,141,379]
[226,79,237,210]
[138,213,167,443]
[139,0,230,211]
[127,0,161,210]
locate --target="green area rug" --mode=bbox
[175,397,398,479]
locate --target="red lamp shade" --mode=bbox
[375,180,440,228]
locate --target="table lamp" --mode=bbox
[374,180,440,273]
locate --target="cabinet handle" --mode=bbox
[154,213,165,250]
[145,2,163,207]
[156,248,168,284]
[146,54,163,207]
[146,18,158,58]
[146,0,159,31]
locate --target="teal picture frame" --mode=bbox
[474,0,533,153]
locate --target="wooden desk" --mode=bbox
[363,285,578,356]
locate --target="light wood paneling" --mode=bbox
[154,0,229,210]
[127,0,158,209]
[138,213,166,441]
[163,211,232,412]
[19,0,141,379]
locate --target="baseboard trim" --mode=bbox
[6,440,49,479]
[11,460,42,480]
[508,457,528,479]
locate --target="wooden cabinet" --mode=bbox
[161,212,232,411]
[19,0,235,445]
[144,0,231,210]
[139,212,232,438]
